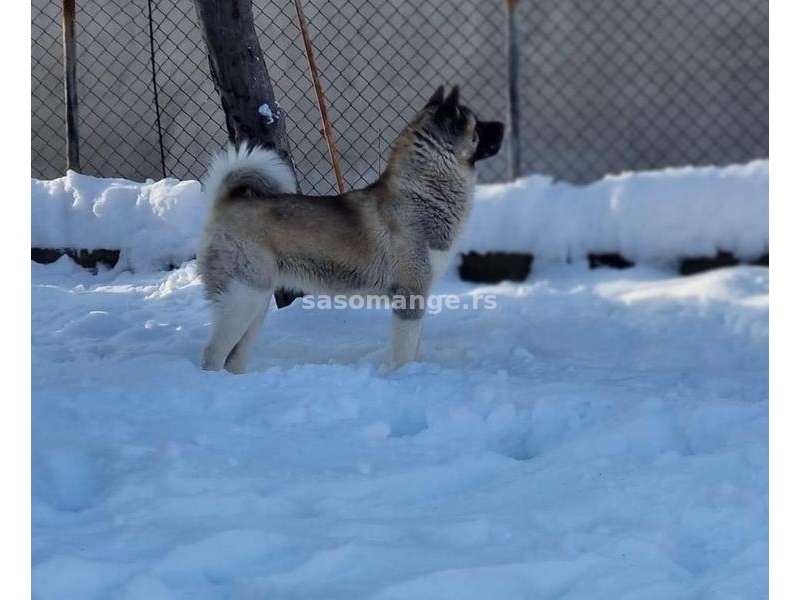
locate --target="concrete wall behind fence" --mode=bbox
[32,0,767,193]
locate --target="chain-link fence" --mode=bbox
[515,0,768,183]
[32,0,767,194]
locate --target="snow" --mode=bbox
[30,160,768,271]
[258,102,276,124]
[31,171,208,270]
[31,256,768,599]
[462,160,768,261]
[30,160,768,597]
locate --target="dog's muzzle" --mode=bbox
[473,120,505,162]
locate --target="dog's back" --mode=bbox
[198,148,394,301]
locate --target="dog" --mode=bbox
[197,85,504,373]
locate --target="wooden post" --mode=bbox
[505,0,521,181]
[62,0,80,172]
[192,0,296,173]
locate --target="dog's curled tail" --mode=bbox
[202,144,297,204]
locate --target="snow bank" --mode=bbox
[31,171,208,270]
[463,160,768,261]
[31,161,768,271]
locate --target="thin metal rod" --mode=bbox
[293,0,346,194]
[62,0,81,172]
[505,0,521,181]
[147,0,167,179]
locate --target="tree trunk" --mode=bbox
[192,0,294,167]
[193,0,301,307]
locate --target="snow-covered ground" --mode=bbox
[31,160,768,598]
[32,255,768,599]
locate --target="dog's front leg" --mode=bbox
[390,285,426,369]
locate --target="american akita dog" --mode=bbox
[198,85,504,373]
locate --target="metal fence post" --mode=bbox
[505,0,520,181]
[62,0,80,172]
[146,0,167,179]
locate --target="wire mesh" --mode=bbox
[32,0,768,192]
[31,1,66,181]
[514,0,769,183]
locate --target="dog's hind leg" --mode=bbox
[224,296,270,374]
[201,280,267,372]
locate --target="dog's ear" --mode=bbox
[424,85,445,109]
[434,85,461,126]
[441,85,460,112]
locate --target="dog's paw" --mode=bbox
[224,358,248,375]
[200,348,225,372]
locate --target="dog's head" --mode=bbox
[406,85,504,167]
